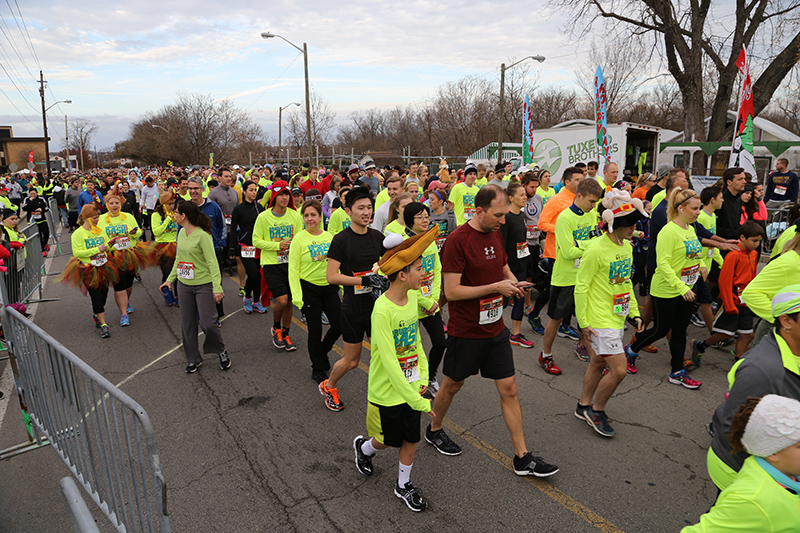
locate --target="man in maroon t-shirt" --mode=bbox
[424,184,560,478]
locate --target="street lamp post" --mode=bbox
[278,102,301,165]
[37,69,72,177]
[497,55,545,166]
[261,32,313,166]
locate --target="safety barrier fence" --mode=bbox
[0,300,171,532]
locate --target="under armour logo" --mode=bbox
[485,247,495,256]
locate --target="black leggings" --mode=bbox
[159,254,175,283]
[301,281,342,372]
[421,312,447,381]
[241,256,261,302]
[88,286,109,315]
[631,295,694,373]
[37,221,49,250]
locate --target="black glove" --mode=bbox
[362,273,389,300]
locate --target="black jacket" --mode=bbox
[716,187,742,240]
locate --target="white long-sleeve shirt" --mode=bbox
[140,184,159,210]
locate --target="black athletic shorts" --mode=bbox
[547,285,575,321]
[366,402,421,447]
[694,278,713,305]
[712,305,755,336]
[341,309,371,344]
[262,264,291,299]
[443,328,515,382]
[113,270,135,292]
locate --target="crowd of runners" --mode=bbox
[3,156,800,524]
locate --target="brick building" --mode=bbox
[0,126,49,175]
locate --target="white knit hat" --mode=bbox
[600,189,649,232]
[741,395,800,457]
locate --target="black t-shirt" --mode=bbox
[121,191,138,215]
[646,183,664,202]
[500,210,528,273]
[327,225,385,314]
[229,200,265,248]
[20,197,48,223]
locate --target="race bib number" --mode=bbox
[241,245,256,258]
[90,253,107,267]
[479,296,503,325]
[680,264,699,285]
[464,207,475,220]
[353,270,372,295]
[516,242,530,259]
[775,185,788,196]
[420,272,434,297]
[113,236,131,250]
[277,250,289,264]
[574,258,581,269]
[526,224,538,240]
[177,261,195,280]
[399,354,420,383]
[33,209,42,220]
[613,293,630,316]
[707,248,714,258]
[436,236,446,253]
[224,215,232,225]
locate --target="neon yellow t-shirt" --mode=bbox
[696,209,723,270]
[375,188,390,209]
[649,221,702,298]
[652,188,668,210]
[288,229,332,309]
[252,207,304,266]
[537,186,555,205]
[449,182,479,226]
[771,225,797,259]
[741,250,800,321]
[327,208,351,235]
[151,211,178,244]
[575,235,640,330]
[551,206,596,287]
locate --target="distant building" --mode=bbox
[0,126,49,175]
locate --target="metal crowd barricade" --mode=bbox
[0,303,171,533]
[0,223,59,304]
[61,476,102,533]
[764,203,793,255]
[47,196,64,256]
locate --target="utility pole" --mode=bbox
[303,42,312,167]
[65,115,70,173]
[38,71,51,178]
[497,63,506,167]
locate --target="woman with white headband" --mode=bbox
[684,394,800,532]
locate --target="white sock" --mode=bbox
[361,438,378,457]
[398,462,413,487]
[543,352,552,359]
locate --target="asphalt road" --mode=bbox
[0,230,732,532]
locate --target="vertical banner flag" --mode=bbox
[522,93,535,165]
[28,151,34,163]
[729,46,757,178]
[594,65,611,162]
[209,152,214,167]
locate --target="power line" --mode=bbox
[5,0,37,70]
[0,60,39,112]
[0,8,35,81]
[9,0,40,68]
[244,51,303,110]
[0,84,36,126]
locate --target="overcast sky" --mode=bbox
[1,0,739,150]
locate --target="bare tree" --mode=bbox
[555,0,800,147]
[285,91,337,155]
[68,118,98,170]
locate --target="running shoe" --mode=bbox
[668,369,702,389]
[394,482,427,512]
[319,380,344,411]
[557,324,580,341]
[712,338,736,349]
[425,424,462,456]
[126,303,134,314]
[427,379,440,398]
[690,339,704,367]
[624,345,638,374]
[528,315,545,335]
[525,305,534,315]
[513,452,559,477]
[538,352,562,375]
[214,319,222,328]
[252,301,268,314]
[42,251,47,258]
[120,314,130,327]
[100,325,110,338]
[283,330,297,351]
[238,286,246,297]
[92,314,101,329]
[272,327,287,349]
[574,403,590,420]
[510,333,534,348]
[353,435,374,476]
[575,344,590,362]
[219,350,231,370]
[630,335,658,353]
[185,363,198,374]
[690,313,705,328]
[134,275,142,283]
[584,408,615,437]
[321,312,330,325]
[243,297,253,313]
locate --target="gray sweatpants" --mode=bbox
[177,281,225,364]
